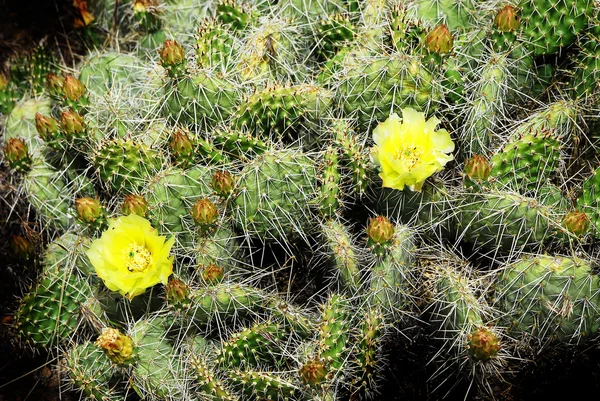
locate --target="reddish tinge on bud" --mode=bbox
[76,197,104,224]
[562,211,590,236]
[60,109,86,137]
[495,5,520,32]
[159,40,185,67]
[200,263,224,283]
[169,130,194,164]
[0,74,8,90]
[35,113,60,140]
[212,170,235,198]
[95,327,135,365]
[122,194,149,217]
[464,154,491,181]
[425,24,454,54]
[366,216,395,245]
[467,326,500,362]
[63,75,87,101]
[191,198,219,232]
[165,276,191,307]
[46,73,65,95]
[3,138,31,172]
[299,358,328,386]
[11,235,35,260]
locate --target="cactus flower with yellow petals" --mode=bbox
[86,214,174,299]
[371,108,454,191]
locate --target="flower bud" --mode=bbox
[11,235,35,260]
[562,211,590,236]
[169,130,194,165]
[467,327,500,362]
[495,5,520,32]
[299,358,327,386]
[60,109,86,138]
[165,277,191,308]
[46,73,64,95]
[73,0,95,28]
[200,263,224,283]
[0,74,7,90]
[464,154,491,181]
[122,194,149,217]
[3,138,31,172]
[212,170,235,198]
[425,24,453,54]
[191,198,219,232]
[76,197,105,224]
[63,75,87,101]
[35,113,60,141]
[159,40,185,67]
[366,216,395,245]
[95,327,135,365]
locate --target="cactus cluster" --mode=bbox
[5,0,600,400]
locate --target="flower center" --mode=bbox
[124,244,151,272]
[394,144,424,169]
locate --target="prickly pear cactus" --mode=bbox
[5,1,600,400]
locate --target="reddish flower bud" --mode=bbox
[464,154,491,181]
[165,277,191,308]
[3,138,31,172]
[366,216,395,245]
[467,327,500,362]
[159,40,185,67]
[425,24,453,54]
[63,75,87,101]
[11,235,35,260]
[122,194,149,217]
[212,170,235,198]
[191,198,219,232]
[562,211,590,236]
[200,263,224,283]
[495,5,520,32]
[76,197,104,224]
[60,109,86,137]
[35,113,60,141]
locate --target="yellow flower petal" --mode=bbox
[370,108,454,191]
[86,214,174,299]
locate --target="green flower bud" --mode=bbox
[200,263,224,283]
[60,109,86,137]
[464,154,491,181]
[122,194,149,217]
[169,130,194,166]
[165,276,191,308]
[63,75,87,101]
[562,211,590,236]
[75,197,104,224]
[425,24,453,54]
[467,327,500,362]
[3,138,31,172]
[46,73,64,96]
[366,216,395,245]
[95,328,135,365]
[191,198,219,232]
[35,113,60,141]
[495,5,520,32]
[212,170,235,198]
[159,40,185,67]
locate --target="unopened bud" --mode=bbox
[191,198,219,232]
[366,216,395,245]
[95,327,135,365]
[159,40,185,67]
[122,194,149,217]
[46,73,64,95]
[63,75,86,101]
[60,109,86,137]
[11,235,35,260]
[212,170,235,198]
[75,197,104,224]
[299,358,328,386]
[467,327,500,362]
[35,113,60,141]
[562,211,590,236]
[464,154,491,181]
[425,24,453,54]
[200,263,224,283]
[169,130,194,165]
[3,138,31,172]
[495,5,520,32]
[165,277,191,307]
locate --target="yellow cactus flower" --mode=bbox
[86,214,175,299]
[371,108,454,191]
